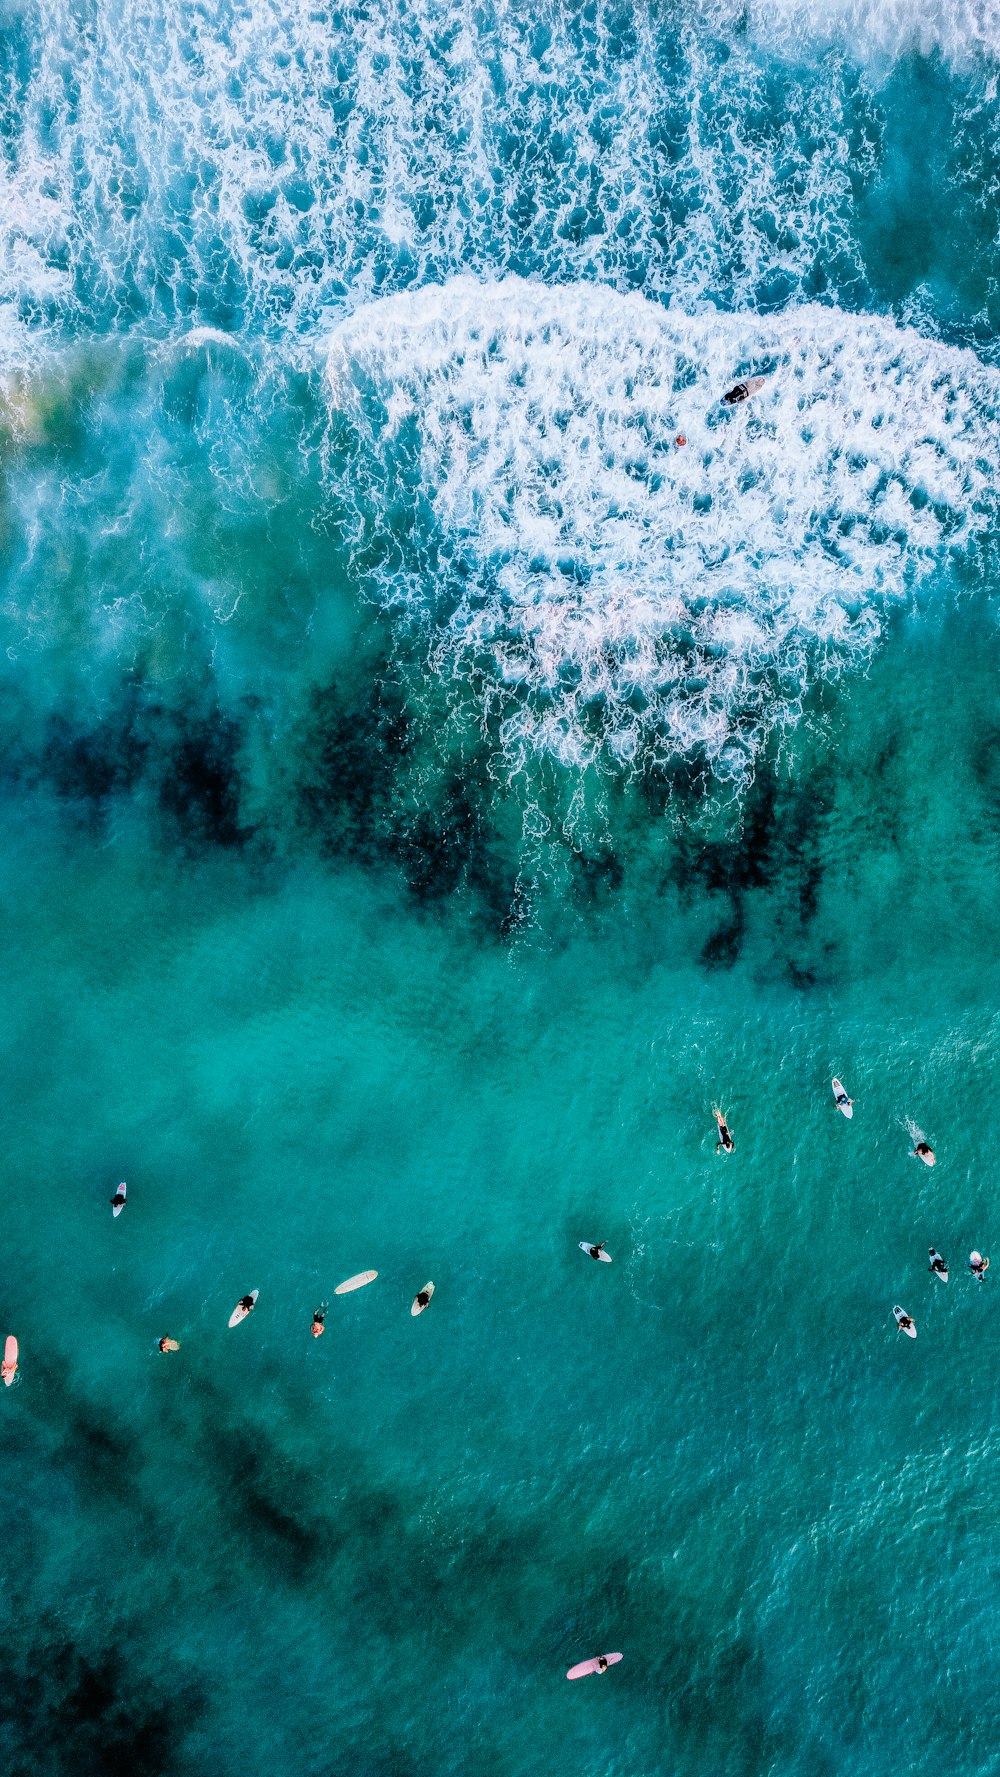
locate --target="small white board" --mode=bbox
[334,1270,378,1295]
[411,1282,435,1316]
[831,1078,853,1119]
[228,1289,258,1327]
[111,1182,127,1217]
[579,1242,612,1263]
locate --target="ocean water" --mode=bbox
[3,3,1000,1774]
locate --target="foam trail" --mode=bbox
[328,277,1000,776]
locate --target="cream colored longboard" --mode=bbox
[2,1335,17,1386]
[893,1305,916,1339]
[411,1282,435,1316]
[567,1652,622,1680]
[335,1270,378,1295]
[831,1078,853,1119]
[228,1289,258,1327]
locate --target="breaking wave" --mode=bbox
[328,277,1000,774]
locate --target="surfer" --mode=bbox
[893,1306,916,1335]
[969,1251,990,1281]
[597,1657,609,1673]
[586,1243,608,1262]
[911,1140,936,1167]
[722,376,766,405]
[237,1294,256,1317]
[413,1288,432,1310]
[109,1184,126,1212]
[158,1336,180,1353]
[311,1307,326,1337]
[928,1249,948,1279]
[834,1083,853,1112]
[713,1107,734,1153]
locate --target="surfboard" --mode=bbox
[893,1306,916,1338]
[929,1250,948,1283]
[579,1243,612,1262]
[831,1078,853,1119]
[228,1289,258,1327]
[111,1182,126,1217]
[567,1653,623,1680]
[334,1270,378,1295]
[2,1335,17,1386]
[411,1282,435,1316]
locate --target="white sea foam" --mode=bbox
[701,0,1000,65]
[328,277,1000,774]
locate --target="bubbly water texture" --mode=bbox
[1,0,983,350]
[329,277,1000,770]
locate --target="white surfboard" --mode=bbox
[411,1282,435,1316]
[228,1289,258,1327]
[2,1335,17,1386]
[111,1182,126,1217]
[831,1078,853,1119]
[579,1242,612,1263]
[334,1270,378,1295]
[893,1305,916,1338]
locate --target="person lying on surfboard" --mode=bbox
[713,1107,734,1153]
[237,1294,256,1317]
[722,376,766,405]
[311,1307,326,1338]
[911,1139,936,1167]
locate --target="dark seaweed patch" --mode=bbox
[0,1628,203,1777]
[157,711,251,851]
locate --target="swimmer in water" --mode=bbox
[158,1336,180,1353]
[713,1106,734,1153]
[722,376,766,405]
[928,1248,948,1280]
[969,1251,990,1281]
[311,1306,327,1337]
[675,433,687,447]
[911,1140,936,1167]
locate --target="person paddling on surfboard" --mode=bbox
[928,1248,948,1281]
[969,1251,990,1281]
[722,376,766,405]
[713,1106,734,1153]
[911,1139,936,1167]
[311,1306,327,1338]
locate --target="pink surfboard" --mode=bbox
[567,1652,622,1680]
[2,1335,18,1386]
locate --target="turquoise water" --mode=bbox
[3,3,1000,1774]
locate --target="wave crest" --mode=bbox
[328,277,1000,773]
